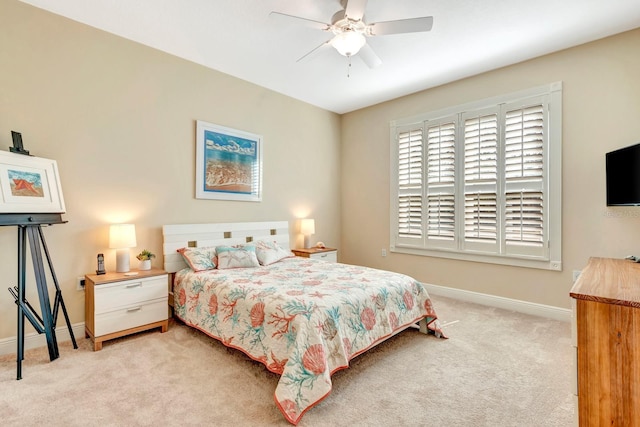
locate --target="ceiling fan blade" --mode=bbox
[344,0,368,21]
[368,16,434,36]
[269,11,331,31]
[296,39,333,63]
[358,43,382,69]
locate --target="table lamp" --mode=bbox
[109,224,137,273]
[300,218,315,249]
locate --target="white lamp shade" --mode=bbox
[300,219,315,249]
[331,31,366,57]
[109,224,137,249]
[300,219,315,236]
[109,224,136,273]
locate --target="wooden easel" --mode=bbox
[3,213,77,380]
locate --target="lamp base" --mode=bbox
[304,235,312,249]
[115,248,131,273]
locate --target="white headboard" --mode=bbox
[162,220,290,273]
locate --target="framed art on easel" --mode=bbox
[0,150,66,213]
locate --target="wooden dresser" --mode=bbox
[569,257,640,426]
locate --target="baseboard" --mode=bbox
[424,283,571,323]
[0,322,85,356]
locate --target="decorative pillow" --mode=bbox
[254,240,294,266]
[177,246,217,272]
[216,245,260,269]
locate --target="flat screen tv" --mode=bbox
[606,142,640,206]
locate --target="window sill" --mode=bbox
[390,245,562,271]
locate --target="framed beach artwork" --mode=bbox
[0,151,66,213]
[195,120,263,202]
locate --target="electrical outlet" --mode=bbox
[572,270,581,283]
[381,248,387,257]
[76,276,85,291]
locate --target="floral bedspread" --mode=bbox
[173,257,443,425]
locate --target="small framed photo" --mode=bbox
[195,120,263,202]
[0,151,66,213]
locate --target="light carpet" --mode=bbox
[0,295,575,426]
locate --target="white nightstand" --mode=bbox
[291,247,338,263]
[84,269,169,351]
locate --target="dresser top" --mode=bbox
[570,257,640,307]
[85,268,167,285]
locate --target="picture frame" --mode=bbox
[0,151,66,213]
[195,120,263,202]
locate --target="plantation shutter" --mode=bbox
[503,100,547,258]
[396,125,424,243]
[462,110,499,252]
[390,83,560,268]
[425,118,456,247]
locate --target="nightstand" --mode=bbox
[84,268,169,351]
[291,247,338,263]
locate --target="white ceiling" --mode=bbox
[19,0,640,114]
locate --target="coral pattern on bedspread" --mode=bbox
[173,257,443,425]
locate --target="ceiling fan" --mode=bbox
[270,0,434,68]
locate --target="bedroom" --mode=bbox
[0,0,639,425]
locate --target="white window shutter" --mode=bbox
[464,113,498,182]
[427,194,455,240]
[425,119,456,246]
[505,190,543,245]
[462,111,499,251]
[398,195,422,238]
[396,126,424,244]
[505,105,544,181]
[427,122,456,185]
[464,192,498,241]
[503,102,547,258]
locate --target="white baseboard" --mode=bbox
[424,283,571,323]
[0,322,85,356]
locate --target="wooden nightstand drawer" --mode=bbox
[94,298,167,336]
[94,275,167,314]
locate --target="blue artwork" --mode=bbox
[203,130,258,195]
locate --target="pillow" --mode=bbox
[216,245,260,269]
[177,246,217,272]
[254,240,294,266]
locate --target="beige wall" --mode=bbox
[0,1,341,339]
[341,28,640,309]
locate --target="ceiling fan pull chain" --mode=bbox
[347,55,352,78]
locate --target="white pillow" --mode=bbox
[254,240,294,265]
[177,246,217,271]
[216,245,260,269]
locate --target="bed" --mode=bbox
[163,221,444,425]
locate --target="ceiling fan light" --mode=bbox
[331,31,366,57]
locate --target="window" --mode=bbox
[390,83,562,270]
